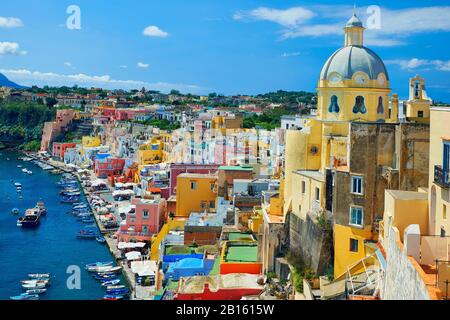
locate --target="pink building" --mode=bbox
[94,157,126,178]
[169,164,220,196]
[40,109,77,152]
[117,198,167,243]
[52,142,77,160]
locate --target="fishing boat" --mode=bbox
[60,188,80,195]
[21,282,47,290]
[28,273,50,279]
[106,288,129,296]
[21,279,50,285]
[96,235,106,244]
[94,274,118,281]
[61,195,81,204]
[103,294,124,300]
[76,230,97,239]
[101,279,121,287]
[26,288,47,295]
[35,202,47,216]
[10,293,39,300]
[86,264,118,273]
[11,208,20,215]
[17,208,41,228]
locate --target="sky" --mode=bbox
[0,0,450,102]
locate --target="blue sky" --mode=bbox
[0,0,450,102]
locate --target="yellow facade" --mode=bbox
[82,136,101,148]
[175,173,218,217]
[406,75,431,122]
[137,137,164,169]
[429,107,450,236]
[150,218,186,261]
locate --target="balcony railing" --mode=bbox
[434,165,450,188]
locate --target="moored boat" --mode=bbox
[103,294,124,300]
[28,273,50,279]
[85,261,113,269]
[96,235,106,244]
[10,293,39,300]
[106,285,125,291]
[26,288,47,294]
[101,279,121,287]
[17,208,41,228]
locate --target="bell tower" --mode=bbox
[344,13,364,47]
[406,75,431,122]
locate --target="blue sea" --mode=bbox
[0,150,120,300]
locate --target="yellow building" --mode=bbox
[277,13,430,279]
[82,136,101,148]
[137,137,164,168]
[405,75,432,122]
[175,173,218,217]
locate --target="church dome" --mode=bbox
[346,14,363,28]
[319,45,389,82]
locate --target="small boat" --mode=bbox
[10,293,39,300]
[96,235,106,244]
[85,261,113,268]
[35,202,47,216]
[21,279,49,285]
[17,208,41,228]
[97,266,122,274]
[94,275,118,281]
[21,282,47,289]
[11,208,20,215]
[27,170,33,175]
[17,165,23,168]
[28,273,50,279]
[106,285,126,291]
[26,288,47,294]
[103,294,124,300]
[106,288,129,296]
[101,279,121,287]
[87,264,117,273]
[77,231,97,239]
[14,183,22,188]
[21,168,28,173]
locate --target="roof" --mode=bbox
[177,173,217,179]
[320,45,389,81]
[218,166,253,172]
[178,274,263,294]
[225,244,258,263]
[294,170,325,182]
[386,190,428,201]
[346,14,363,28]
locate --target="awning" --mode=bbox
[130,260,157,277]
[117,242,146,250]
[125,251,142,261]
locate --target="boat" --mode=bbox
[17,208,41,228]
[17,165,23,168]
[76,230,97,239]
[28,273,50,279]
[106,285,126,291]
[26,288,47,294]
[106,288,129,296]
[60,188,80,195]
[27,170,33,175]
[97,266,122,274]
[10,293,39,300]
[14,183,22,188]
[96,235,106,244]
[85,261,113,268]
[22,168,28,173]
[11,208,20,215]
[101,279,121,287]
[35,202,47,216]
[94,274,118,281]
[87,264,118,273]
[21,282,47,289]
[21,279,49,285]
[61,196,81,204]
[103,294,124,300]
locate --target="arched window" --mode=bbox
[328,95,340,113]
[377,96,384,114]
[353,96,367,114]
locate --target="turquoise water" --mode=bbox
[0,151,121,300]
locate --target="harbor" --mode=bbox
[0,150,126,300]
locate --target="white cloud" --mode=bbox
[0,17,23,28]
[142,25,170,38]
[64,62,73,67]
[234,5,450,47]
[281,52,301,57]
[0,42,27,56]
[119,65,128,69]
[234,7,315,27]
[386,58,450,72]
[137,62,149,69]
[0,68,207,94]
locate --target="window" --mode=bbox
[142,226,148,234]
[350,238,359,252]
[209,201,215,209]
[200,201,206,209]
[315,187,320,201]
[302,181,306,194]
[444,142,450,173]
[353,96,367,114]
[418,111,424,118]
[377,97,384,114]
[210,183,215,191]
[142,210,149,219]
[328,95,340,113]
[350,207,364,227]
[444,205,447,221]
[351,176,363,195]
[191,181,197,190]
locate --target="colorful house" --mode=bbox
[165,255,216,281]
[117,198,167,243]
[169,164,219,196]
[175,173,218,217]
[95,157,126,178]
[220,241,262,275]
[52,142,77,160]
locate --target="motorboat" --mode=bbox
[103,294,124,300]
[106,285,126,291]
[76,230,97,239]
[106,288,129,296]
[21,168,28,173]
[87,264,117,273]
[14,183,22,188]
[97,266,122,274]
[17,208,41,228]
[86,261,113,269]
[96,235,106,244]
[26,288,47,295]
[10,293,39,300]
[35,202,47,216]
[21,282,47,290]
[28,273,50,279]
[101,279,121,287]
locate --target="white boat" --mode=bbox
[88,265,122,273]
[27,170,33,175]
[26,288,47,294]
[105,285,125,290]
[21,282,47,289]
[14,183,22,187]
[28,273,50,279]
[17,165,23,168]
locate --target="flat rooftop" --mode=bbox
[225,244,258,263]
[218,166,253,172]
[294,170,325,182]
[178,274,263,294]
[228,232,255,241]
[177,173,217,179]
[386,190,428,201]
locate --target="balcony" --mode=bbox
[434,165,450,188]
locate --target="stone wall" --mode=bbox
[382,227,431,300]
[288,212,333,275]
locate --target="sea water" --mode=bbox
[0,151,122,300]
